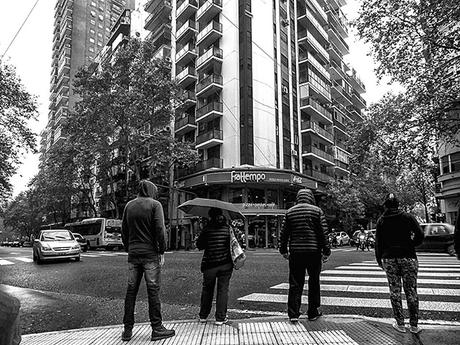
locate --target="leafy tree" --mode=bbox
[354,0,460,143]
[3,192,41,239]
[0,62,37,201]
[66,38,198,218]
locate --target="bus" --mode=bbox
[64,218,123,250]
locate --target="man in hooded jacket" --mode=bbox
[279,188,331,322]
[121,180,175,342]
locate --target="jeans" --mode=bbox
[288,252,322,319]
[382,258,419,326]
[199,263,233,321]
[123,255,162,330]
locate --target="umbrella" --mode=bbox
[178,198,245,220]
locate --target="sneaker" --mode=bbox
[199,318,207,323]
[308,312,323,321]
[409,326,422,334]
[121,328,132,341]
[392,322,406,333]
[151,325,175,341]
[289,318,299,323]
[215,318,228,326]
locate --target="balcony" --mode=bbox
[301,121,334,143]
[352,91,367,109]
[299,52,330,80]
[197,0,222,23]
[303,168,334,182]
[176,66,197,88]
[196,21,222,48]
[196,129,223,149]
[174,114,197,135]
[348,68,366,93]
[196,46,223,71]
[300,97,332,123]
[334,160,349,173]
[329,59,347,80]
[144,0,161,12]
[176,0,198,23]
[301,0,327,25]
[299,76,331,102]
[180,90,197,109]
[346,105,364,122]
[298,12,328,44]
[176,19,197,44]
[196,101,223,122]
[146,23,172,48]
[56,93,69,108]
[176,42,197,66]
[328,26,349,55]
[331,80,353,106]
[196,74,223,97]
[302,145,334,165]
[299,31,329,64]
[333,115,349,136]
[326,8,348,38]
[176,157,223,178]
[154,44,171,61]
[144,0,172,31]
[54,107,68,127]
[335,141,350,153]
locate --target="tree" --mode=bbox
[3,192,41,239]
[0,62,37,201]
[66,38,198,218]
[354,0,460,144]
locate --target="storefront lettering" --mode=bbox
[292,175,303,184]
[242,203,277,209]
[231,171,266,183]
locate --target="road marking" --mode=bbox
[320,276,460,285]
[0,259,14,265]
[238,293,460,312]
[15,257,33,263]
[270,283,460,296]
[349,262,460,268]
[322,269,459,277]
[335,265,460,272]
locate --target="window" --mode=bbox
[90,19,96,25]
[98,14,104,21]
[441,155,449,174]
[89,37,95,43]
[451,152,460,172]
[229,188,243,203]
[90,10,96,17]
[89,28,95,35]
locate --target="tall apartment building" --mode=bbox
[143,0,367,248]
[41,0,134,159]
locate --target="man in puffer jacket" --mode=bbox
[279,188,331,322]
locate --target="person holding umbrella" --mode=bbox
[195,207,233,325]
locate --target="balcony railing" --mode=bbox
[196,157,223,171]
[196,21,222,44]
[334,160,349,170]
[300,97,332,122]
[196,74,223,94]
[176,66,197,81]
[196,101,223,120]
[306,11,328,41]
[304,31,329,61]
[197,0,222,21]
[196,129,223,145]
[175,114,196,130]
[301,121,334,142]
[303,169,334,182]
[176,19,197,40]
[196,46,223,68]
[177,0,198,20]
[302,145,334,163]
[176,42,197,62]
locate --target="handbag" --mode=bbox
[230,228,246,270]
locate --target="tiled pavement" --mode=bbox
[20,315,460,345]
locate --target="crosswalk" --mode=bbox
[0,252,128,265]
[238,254,460,318]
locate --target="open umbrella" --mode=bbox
[178,198,245,220]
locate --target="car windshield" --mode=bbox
[422,224,454,236]
[41,231,73,241]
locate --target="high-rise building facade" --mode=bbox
[144,0,367,248]
[42,0,135,159]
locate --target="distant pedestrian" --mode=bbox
[455,206,460,260]
[375,193,424,334]
[279,189,331,322]
[121,180,175,342]
[196,208,233,325]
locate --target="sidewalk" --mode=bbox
[21,315,460,345]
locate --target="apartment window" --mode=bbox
[89,37,95,43]
[90,19,96,25]
[90,10,96,17]
[90,28,95,35]
[451,152,460,172]
[89,46,95,52]
[91,1,96,6]
[441,156,449,174]
[98,32,103,38]
[97,41,103,46]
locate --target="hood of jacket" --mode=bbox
[382,207,403,218]
[296,189,316,205]
[138,180,158,199]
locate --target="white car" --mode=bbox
[33,229,81,264]
[335,231,350,246]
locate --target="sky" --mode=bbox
[0,0,401,198]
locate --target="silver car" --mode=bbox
[33,229,81,264]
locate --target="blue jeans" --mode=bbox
[123,256,162,329]
[199,263,233,321]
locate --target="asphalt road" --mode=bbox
[0,246,458,335]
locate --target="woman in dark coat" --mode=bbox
[375,193,425,334]
[196,208,233,325]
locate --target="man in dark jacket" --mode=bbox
[279,189,330,322]
[375,193,424,334]
[455,207,460,260]
[121,180,175,342]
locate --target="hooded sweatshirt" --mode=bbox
[375,208,424,266]
[279,189,330,255]
[121,180,166,261]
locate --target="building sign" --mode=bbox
[231,171,266,183]
[242,203,277,209]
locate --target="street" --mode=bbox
[0,246,459,335]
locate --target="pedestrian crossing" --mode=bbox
[238,254,460,318]
[0,252,128,265]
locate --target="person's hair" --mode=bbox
[383,193,399,209]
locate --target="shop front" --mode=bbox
[174,167,318,249]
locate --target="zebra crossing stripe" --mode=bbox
[349,263,460,267]
[0,259,14,265]
[237,293,460,312]
[15,257,33,263]
[319,276,460,285]
[322,269,459,277]
[270,283,460,296]
[335,265,460,272]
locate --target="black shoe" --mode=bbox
[121,328,132,341]
[151,325,175,341]
[308,311,323,321]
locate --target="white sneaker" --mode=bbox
[409,326,422,334]
[392,322,406,333]
[199,318,207,323]
[215,318,228,326]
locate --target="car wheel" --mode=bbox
[75,256,80,262]
[447,244,456,256]
[33,251,37,262]
[83,246,88,252]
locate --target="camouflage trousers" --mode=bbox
[382,258,419,327]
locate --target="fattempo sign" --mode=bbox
[231,171,266,183]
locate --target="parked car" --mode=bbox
[72,233,88,252]
[417,223,455,256]
[33,229,81,264]
[335,231,350,246]
[11,241,21,247]
[1,241,10,246]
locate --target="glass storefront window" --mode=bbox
[229,188,243,203]
[282,190,297,209]
[267,189,278,204]
[248,188,265,203]
[208,186,222,200]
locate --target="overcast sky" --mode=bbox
[0,0,401,198]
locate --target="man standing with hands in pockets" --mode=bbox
[279,188,331,323]
[121,180,175,342]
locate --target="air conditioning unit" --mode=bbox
[291,149,298,156]
[282,86,288,94]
